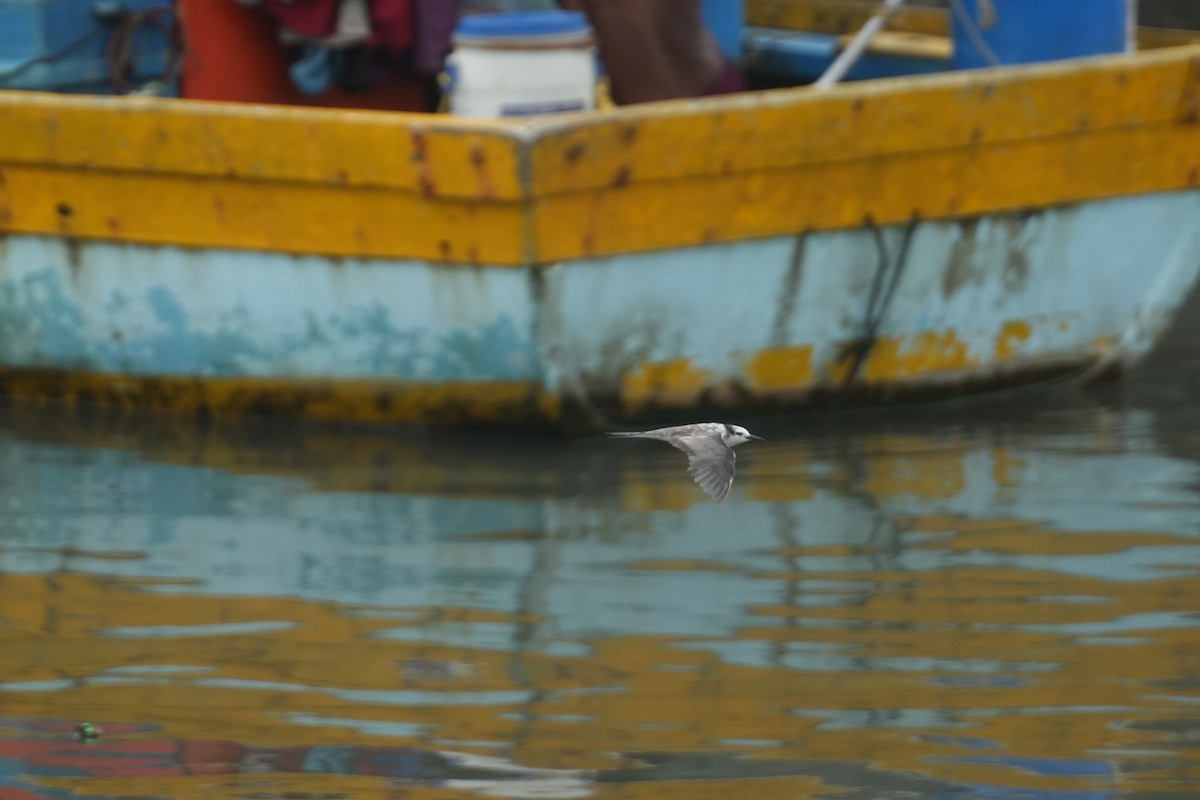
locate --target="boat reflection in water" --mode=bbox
[0,390,1198,799]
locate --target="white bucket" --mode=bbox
[447,11,597,118]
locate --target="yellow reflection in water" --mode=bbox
[0,407,1199,799]
[3,531,1199,798]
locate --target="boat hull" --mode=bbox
[1,44,1199,430]
[2,188,1197,429]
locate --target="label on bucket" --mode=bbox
[500,100,586,117]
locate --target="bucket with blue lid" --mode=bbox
[446,11,598,118]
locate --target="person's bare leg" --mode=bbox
[561,0,728,104]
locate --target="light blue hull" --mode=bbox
[1,189,1198,426]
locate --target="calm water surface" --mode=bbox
[1,379,1199,799]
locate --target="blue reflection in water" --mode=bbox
[0,398,1198,800]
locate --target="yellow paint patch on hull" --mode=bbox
[744,345,815,392]
[831,329,977,383]
[0,368,561,428]
[620,358,713,410]
[995,320,1033,361]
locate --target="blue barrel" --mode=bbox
[952,0,1131,70]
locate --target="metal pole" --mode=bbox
[813,0,908,89]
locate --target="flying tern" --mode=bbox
[607,422,765,503]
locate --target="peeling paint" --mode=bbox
[621,359,713,409]
[995,321,1032,361]
[745,346,815,392]
[0,241,541,383]
[854,330,978,383]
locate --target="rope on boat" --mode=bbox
[104,5,186,94]
[0,3,184,94]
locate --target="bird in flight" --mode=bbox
[607,422,765,503]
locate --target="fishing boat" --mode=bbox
[1,0,1199,431]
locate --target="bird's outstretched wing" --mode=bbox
[669,434,737,503]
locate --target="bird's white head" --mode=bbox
[721,424,765,447]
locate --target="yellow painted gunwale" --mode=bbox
[0,92,528,197]
[0,44,1197,264]
[525,45,1200,194]
[531,122,1200,261]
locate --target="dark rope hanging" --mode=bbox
[104,5,186,94]
[838,212,921,386]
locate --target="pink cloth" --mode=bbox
[261,0,341,38]
[261,0,413,49]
